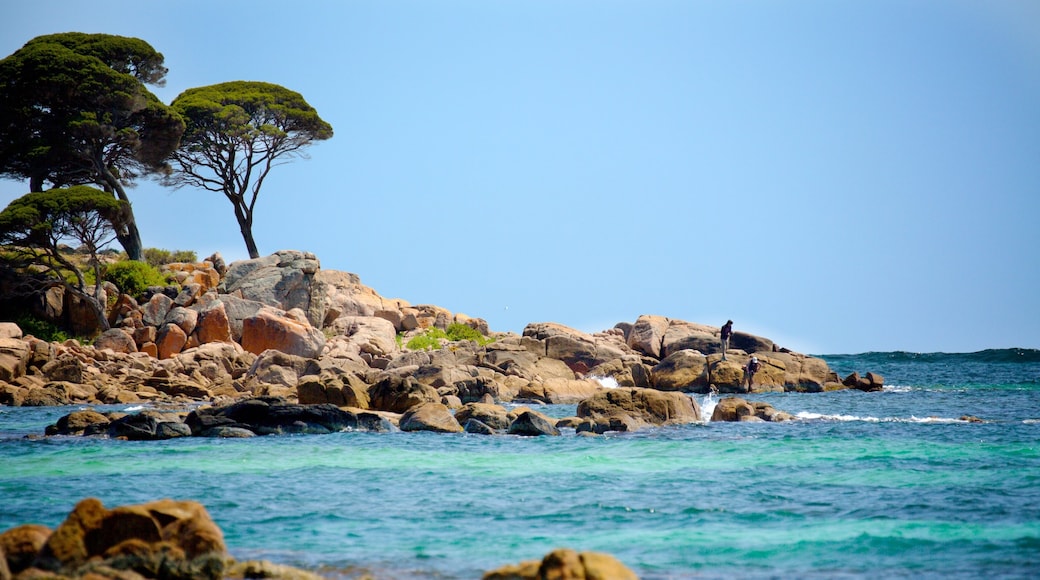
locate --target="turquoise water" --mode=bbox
[2,350,1039,578]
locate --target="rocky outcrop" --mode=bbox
[0,498,330,580]
[711,397,796,422]
[30,497,227,579]
[576,387,701,433]
[219,250,323,326]
[483,547,638,580]
[241,307,325,359]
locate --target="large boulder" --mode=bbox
[522,322,629,374]
[507,410,561,436]
[368,375,439,413]
[0,524,50,575]
[193,298,233,344]
[32,497,227,579]
[711,397,795,422]
[93,329,137,354]
[626,314,671,358]
[220,250,324,327]
[0,338,31,382]
[241,307,325,359]
[186,397,363,436]
[400,402,463,433]
[297,369,370,408]
[651,349,709,392]
[328,315,397,357]
[244,350,321,390]
[518,378,604,404]
[577,387,701,431]
[453,402,511,431]
[315,269,408,327]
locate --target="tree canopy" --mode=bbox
[0,186,128,331]
[0,33,184,260]
[166,81,332,259]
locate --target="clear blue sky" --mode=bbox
[2,0,1038,354]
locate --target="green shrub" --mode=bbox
[404,325,494,350]
[12,315,69,343]
[405,328,448,350]
[446,322,494,345]
[142,247,198,267]
[102,260,169,297]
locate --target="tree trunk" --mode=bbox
[233,201,259,259]
[99,171,143,261]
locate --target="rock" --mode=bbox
[32,498,227,579]
[0,322,22,339]
[626,314,670,358]
[46,409,111,436]
[141,293,174,327]
[711,397,795,422]
[368,375,439,413]
[328,315,397,357]
[0,338,31,382]
[220,250,324,327]
[241,306,325,359]
[483,548,638,580]
[651,349,709,392]
[214,295,265,342]
[297,370,370,409]
[707,358,747,392]
[194,299,233,344]
[107,413,160,440]
[454,403,512,431]
[464,418,496,435]
[156,421,193,439]
[507,410,561,436]
[157,323,189,360]
[711,397,755,422]
[577,387,701,429]
[225,559,324,580]
[400,402,463,433]
[22,383,71,406]
[245,350,321,389]
[0,524,50,575]
[165,306,199,336]
[523,322,630,373]
[186,397,363,436]
[518,378,604,404]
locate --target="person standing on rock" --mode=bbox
[720,320,733,360]
[744,356,760,392]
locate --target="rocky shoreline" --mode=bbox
[1,250,883,433]
[1,250,886,579]
[0,497,638,580]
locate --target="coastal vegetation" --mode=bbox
[0,32,332,262]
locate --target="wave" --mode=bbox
[795,412,971,424]
[821,348,1040,364]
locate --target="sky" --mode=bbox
[1,0,1038,354]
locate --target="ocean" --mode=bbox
[1,350,1039,579]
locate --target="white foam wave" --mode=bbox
[796,412,970,424]
[1024,419,1040,424]
[123,405,145,412]
[882,385,914,393]
[695,393,718,423]
[590,375,619,389]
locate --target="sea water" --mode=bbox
[1,350,1039,579]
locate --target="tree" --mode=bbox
[0,186,128,332]
[166,81,333,259]
[0,33,184,260]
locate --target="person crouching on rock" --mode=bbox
[743,356,760,392]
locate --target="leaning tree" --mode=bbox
[0,186,129,332]
[165,81,333,259]
[0,33,184,260]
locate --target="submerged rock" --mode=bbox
[483,547,638,580]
